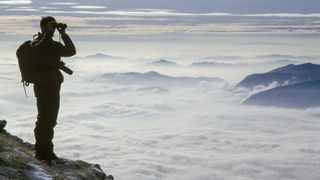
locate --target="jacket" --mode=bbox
[30,33,76,85]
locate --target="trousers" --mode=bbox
[33,83,61,156]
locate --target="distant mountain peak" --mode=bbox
[83,53,120,59]
[189,61,245,67]
[268,64,295,73]
[98,71,224,87]
[158,59,169,62]
[298,62,320,69]
[146,59,179,66]
[144,71,161,75]
[92,53,105,56]
[270,63,320,73]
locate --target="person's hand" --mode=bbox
[57,26,66,35]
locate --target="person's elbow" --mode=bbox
[63,48,76,57]
[70,47,76,56]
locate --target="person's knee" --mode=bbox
[35,119,57,128]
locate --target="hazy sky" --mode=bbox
[0,0,319,36]
[0,0,319,73]
[1,0,320,13]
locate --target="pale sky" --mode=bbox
[1,0,319,13]
[0,0,319,36]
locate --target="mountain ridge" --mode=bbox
[145,59,180,67]
[237,63,320,89]
[98,71,224,87]
[242,80,320,108]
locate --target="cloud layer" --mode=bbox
[1,54,320,179]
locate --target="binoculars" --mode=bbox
[60,65,73,75]
[58,61,73,75]
[53,22,67,30]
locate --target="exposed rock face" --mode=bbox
[0,120,114,180]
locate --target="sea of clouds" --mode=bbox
[1,52,320,180]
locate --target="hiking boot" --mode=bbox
[35,154,46,160]
[48,152,60,160]
[35,154,52,165]
[106,175,114,180]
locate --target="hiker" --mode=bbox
[30,16,76,163]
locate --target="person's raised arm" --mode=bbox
[57,28,76,57]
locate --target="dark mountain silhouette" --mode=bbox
[137,86,169,93]
[242,80,320,108]
[98,71,223,87]
[85,53,119,59]
[256,54,309,59]
[145,59,180,67]
[237,63,320,89]
[74,53,121,60]
[189,62,244,68]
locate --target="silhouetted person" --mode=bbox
[31,16,76,163]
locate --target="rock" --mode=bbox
[50,159,109,179]
[0,175,9,180]
[0,121,113,179]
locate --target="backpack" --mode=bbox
[16,40,38,96]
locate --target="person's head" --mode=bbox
[40,16,56,37]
